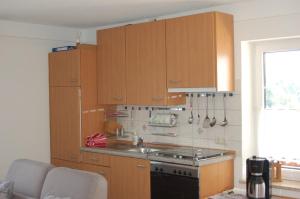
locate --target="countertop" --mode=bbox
[80,141,235,167]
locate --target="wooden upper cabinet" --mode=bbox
[80,45,98,111]
[50,87,81,162]
[49,45,97,111]
[166,12,234,92]
[126,20,167,105]
[97,27,126,105]
[49,50,80,87]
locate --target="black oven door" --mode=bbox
[151,171,199,199]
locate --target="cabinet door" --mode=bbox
[166,13,216,89]
[110,156,150,199]
[97,27,126,105]
[50,87,81,162]
[81,109,105,146]
[126,21,167,105]
[199,159,234,199]
[82,163,111,199]
[80,45,98,111]
[134,159,151,199]
[49,50,80,86]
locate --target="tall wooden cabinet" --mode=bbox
[97,27,127,105]
[166,12,234,92]
[49,45,104,164]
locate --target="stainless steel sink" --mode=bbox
[127,147,160,154]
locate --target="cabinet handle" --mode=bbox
[169,80,181,84]
[137,164,146,168]
[152,96,164,101]
[113,96,123,101]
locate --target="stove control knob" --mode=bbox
[173,155,177,158]
[183,171,186,175]
[178,170,182,175]
[160,168,163,172]
[173,170,177,174]
[188,172,192,176]
[155,167,159,171]
[178,155,183,159]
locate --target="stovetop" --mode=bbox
[148,147,227,166]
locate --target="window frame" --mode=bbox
[253,38,300,174]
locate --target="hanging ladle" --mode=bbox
[220,94,228,127]
[203,94,210,128]
[188,94,194,124]
[210,94,217,127]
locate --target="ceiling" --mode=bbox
[0,0,245,28]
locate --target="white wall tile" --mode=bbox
[116,88,242,155]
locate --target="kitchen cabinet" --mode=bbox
[49,45,98,111]
[97,27,126,105]
[126,20,185,105]
[126,20,166,105]
[166,12,234,92]
[81,109,105,146]
[82,163,111,198]
[50,87,81,162]
[199,159,234,198]
[110,156,150,199]
[49,45,105,164]
[49,50,80,87]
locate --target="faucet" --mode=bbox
[137,136,144,148]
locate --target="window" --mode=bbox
[259,50,300,168]
[264,50,300,110]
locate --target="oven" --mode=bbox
[150,161,199,199]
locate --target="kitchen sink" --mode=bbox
[127,147,160,154]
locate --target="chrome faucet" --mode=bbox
[137,136,144,147]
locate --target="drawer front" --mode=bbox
[82,152,111,166]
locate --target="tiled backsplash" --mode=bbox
[117,92,241,156]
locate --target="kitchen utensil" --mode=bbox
[210,94,217,127]
[197,94,201,125]
[220,94,228,127]
[188,94,194,124]
[196,94,204,134]
[203,94,210,128]
[130,107,134,128]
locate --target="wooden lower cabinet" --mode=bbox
[199,159,234,199]
[110,156,150,199]
[82,163,111,198]
[53,154,233,199]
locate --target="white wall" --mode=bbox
[81,0,300,197]
[0,20,80,178]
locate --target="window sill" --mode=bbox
[272,180,300,192]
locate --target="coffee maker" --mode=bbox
[246,156,272,199]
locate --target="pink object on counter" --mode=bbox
[85,133,107,148]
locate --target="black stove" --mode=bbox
[149,147,228,199]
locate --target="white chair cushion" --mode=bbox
[40,167,107,199]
